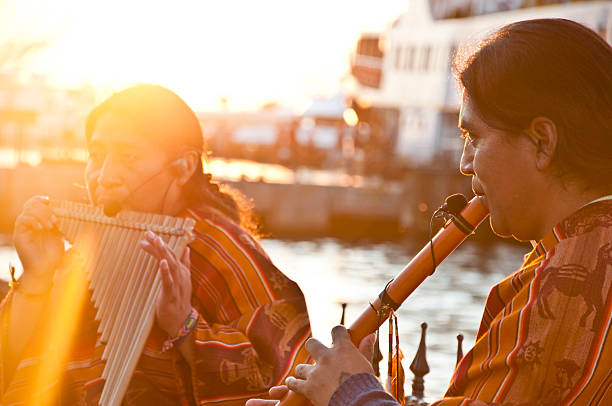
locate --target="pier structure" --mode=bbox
[0,162,470,238]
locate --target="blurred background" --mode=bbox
[0,0,610,400]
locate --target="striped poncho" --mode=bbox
[439,199,612,405]
[0,207,311,405]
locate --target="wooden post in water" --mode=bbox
[340,302,347,325]
[407,322,430,405]
[456,334,464,365]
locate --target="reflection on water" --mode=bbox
[0,149,386,189]
[0,148,88,168]
[0,237,528,401]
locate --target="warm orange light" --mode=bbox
[343,108,359,127]
[28,233,91,405]
[9,0,409,111]
[356,97,372,109]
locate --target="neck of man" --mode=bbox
[529,179,606,242]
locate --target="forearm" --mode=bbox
[2,288,49,381]
[330,374,496,406]
[329,373,400,406]
[5,269,53,352]
[430,398,494,406]
[0,280,9,299]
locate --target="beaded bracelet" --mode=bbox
[162,307,199,352]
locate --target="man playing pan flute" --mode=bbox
[1,84,311,405]
[249,18,612,406]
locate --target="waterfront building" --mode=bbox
[0,73,95,165]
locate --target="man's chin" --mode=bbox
[489,218,512,239]
[489,218,531,242]
[101,201,123,217]
[95,197,126,216]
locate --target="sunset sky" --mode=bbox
[1,0,410,111]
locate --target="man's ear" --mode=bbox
[524,117,558,170]
[171,150,200,186]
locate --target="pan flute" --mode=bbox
[49,200,195,406]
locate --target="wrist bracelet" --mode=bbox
[162,307,199,352]
[8,264,52,300]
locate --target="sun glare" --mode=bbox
[342,108,359,127]
[7,0,408,111]
[28,233,92,405]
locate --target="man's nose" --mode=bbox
[97,155,122,188]
[459,140,474,176]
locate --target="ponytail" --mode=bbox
[185,162,261,237]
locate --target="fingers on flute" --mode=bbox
[23,196,51,216]
[305,338,329,360]
[285,377,309,397]
[141,232,175,262]
[181,247,191,268]
[331,325,352,348]
[358,333,376,359]
[245,399,278,406]
[157,237,180,269]
[268,385,289,399]
[244,385,288,406]
[20,197,58,231]
[19,215,45,231]
[294,364,313,379]
[159,259,175,298]
[160,259,174,283]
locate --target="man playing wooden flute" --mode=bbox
[1,84,312,404]
[249,18,612,406]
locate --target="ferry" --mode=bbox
[346,0,612,171]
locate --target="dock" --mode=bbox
[0,161,472,239]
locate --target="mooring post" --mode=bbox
[406,322,430,405]
[456,333,464,365]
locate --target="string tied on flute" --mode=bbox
[429,194,472,275]
[387,311,405,405]
[369,279,401,376]
[369,300,382,376]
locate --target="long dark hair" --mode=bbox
[85,84,260,235]
[454,18,612,192]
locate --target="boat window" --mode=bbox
[421,46,431,71]
[395,45,402,70]
[357,37,384,58]
[429,0,579,19]
[404,46,415,71]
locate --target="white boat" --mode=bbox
[346,0,612,169]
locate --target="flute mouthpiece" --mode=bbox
[444,194,468,215]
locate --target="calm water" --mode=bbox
[0,237,528,401]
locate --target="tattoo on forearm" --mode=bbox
[338,372,351,385]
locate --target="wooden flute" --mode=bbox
[279,195,489,406]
